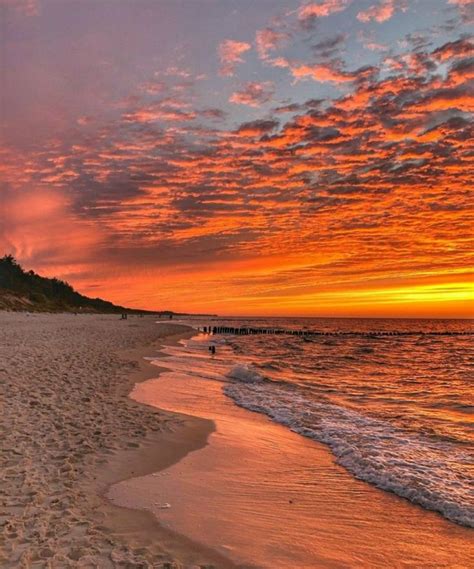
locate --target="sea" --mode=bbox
[168,316,474,528]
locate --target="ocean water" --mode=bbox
[170,317,473,528]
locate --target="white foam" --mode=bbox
[226,363,264,383]
[224,380,474,528]
[156,332,474,529]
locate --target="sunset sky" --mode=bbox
[1,0,473,317]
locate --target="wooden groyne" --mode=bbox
[198,326,473,337]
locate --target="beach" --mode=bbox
[0,313,232,568]
[2,313,473,568]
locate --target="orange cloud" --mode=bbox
[123,106,196,123]
[298,0,351,21]
[290,62,355,83]
[229,82,275,106]
[218,39,251,76]
[1,188,102,274]
[256,27,290,59]
[408,87,474,113]
[432,38,474,62]
[357,0,406,23]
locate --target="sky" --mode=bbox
[0,0,473,317]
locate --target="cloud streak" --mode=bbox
[298,0,351,23]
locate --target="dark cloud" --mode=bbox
[312,33,346,58]
[274,99,323,113]
[236,119,279,136]
[432,37,473,61]
[198,108,227,121]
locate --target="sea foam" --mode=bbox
[224,372,474,528]
[226,363,264,383]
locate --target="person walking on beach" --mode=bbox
[209,345,216,356]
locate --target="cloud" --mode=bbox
[271,55,375,85]
[229,82,275,106]
[446,57,474,86]
[123,105,196,123]
[365,41,389,51]
[432,38,473,62]
[1,187,101,270]
[256,27,290,60]
[298,0,351,25]
[358,30,389,52]
[199,108,227,121]
[447,0,474,24]
[357,0,407,23]
[4,57,471,313]
[274,99,323,113]
[218,40,252,76]
[236,119,280,136]
[391,52,436,75]
[290,62,356,83]
[121,94,227,124]
[312,33,347,58]
[408,85,474,113]
[140,80,167,95]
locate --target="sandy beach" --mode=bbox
[2,313,472,568]
[0,313,232,568]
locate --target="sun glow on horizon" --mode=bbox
[1,0,473,318]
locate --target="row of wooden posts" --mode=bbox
[199,326,473,337]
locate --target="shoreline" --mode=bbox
[94,327,240,568]
[109,331,474,569]
[0,313,235,568]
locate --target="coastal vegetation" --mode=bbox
[0,255,152,314]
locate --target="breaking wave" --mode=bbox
[224,367,474,528]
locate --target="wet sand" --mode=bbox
[110,337,474,569]
[0,313,233,568]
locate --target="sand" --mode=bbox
[0,313,232,569]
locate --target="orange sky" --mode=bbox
[1,0,473,317]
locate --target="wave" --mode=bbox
[226,363,264,383]
[223,369,474,528]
